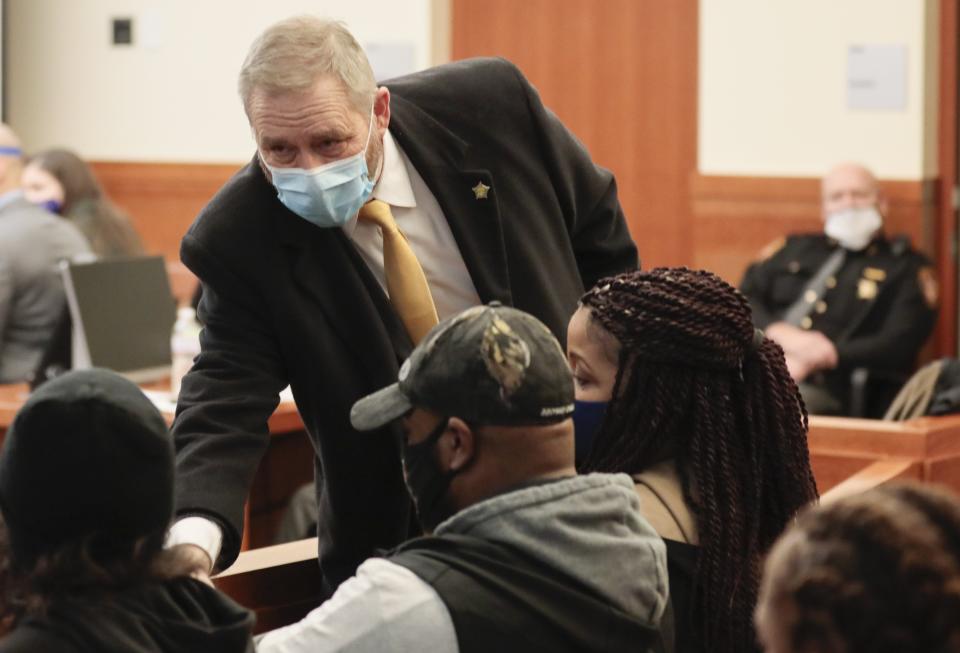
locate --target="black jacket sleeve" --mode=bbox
[172,232,288,568]
[508,61,639,287]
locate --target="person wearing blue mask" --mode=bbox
[21,149,144,259]
[166,15,639,593]
[0,125,90,383]
[566,267,818,653]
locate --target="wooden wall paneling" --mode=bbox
[810,452,887,494]
[452,0,698,269]
[90,161,240,263]
[927,455,960,494]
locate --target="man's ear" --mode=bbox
[373,86,391,134]
[443,417,475,472]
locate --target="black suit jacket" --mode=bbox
[740,233,937,408]
[173,58,638,586]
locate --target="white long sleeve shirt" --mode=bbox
[255,558,457,653]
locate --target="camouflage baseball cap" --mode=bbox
[350,302,575,430]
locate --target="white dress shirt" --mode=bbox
[167,131,482,567]
[255,558,458,653]
[345,129,480,319]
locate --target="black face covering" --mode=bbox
[402,416,460,533]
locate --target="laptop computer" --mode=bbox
[59,256,177,383]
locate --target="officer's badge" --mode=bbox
[918,267,939,309]
[472,181,491,200]
[857,278,878,300]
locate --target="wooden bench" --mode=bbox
[808,414,960,494]
[213,537,321,634]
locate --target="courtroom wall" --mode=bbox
[6,0,438,163]
[699,0,939,180]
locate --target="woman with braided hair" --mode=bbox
[566,267,818,653]
[756,483,960,653]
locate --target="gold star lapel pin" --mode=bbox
[472,181,490,200]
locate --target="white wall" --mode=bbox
[699,0,939,179]
[7,0,435,163]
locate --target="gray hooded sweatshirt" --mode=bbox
[257,473,668,653]
[432,472,669,626]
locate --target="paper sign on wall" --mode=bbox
[847,44,907,111]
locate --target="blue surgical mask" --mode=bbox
[264,107,377,228]
[37,199,63,214]
[573,399,607,465]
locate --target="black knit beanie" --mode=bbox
[0,369,174,567]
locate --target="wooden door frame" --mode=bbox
[937,0,958,356]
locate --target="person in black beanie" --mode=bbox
[0,369,255,653]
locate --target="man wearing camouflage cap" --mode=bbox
[257,303,668,653]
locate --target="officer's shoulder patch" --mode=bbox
[756,237,786,262]
[918,266,939,309]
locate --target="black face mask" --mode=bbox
[402,416,459,533]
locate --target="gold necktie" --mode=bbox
[358,200,439,344]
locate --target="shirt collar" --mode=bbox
[373,130,416,208]
[343,129,417,237]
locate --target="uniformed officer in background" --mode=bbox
[740,162,938,416]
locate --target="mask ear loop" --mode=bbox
[364,102,384,183]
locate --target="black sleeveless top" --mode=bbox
[662,539,701,653]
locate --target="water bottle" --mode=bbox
[170,306,202,398]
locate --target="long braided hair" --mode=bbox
[579,267,818,653]
[759,483,960,653]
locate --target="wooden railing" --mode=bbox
[213,537,321,635]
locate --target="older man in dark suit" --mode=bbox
[0,124,90,383]
[168,16,638,591]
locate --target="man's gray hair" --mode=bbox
[238,16,377,117]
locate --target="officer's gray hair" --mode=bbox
[238,16,376,118]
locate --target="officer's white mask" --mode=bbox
[824,206,883,251]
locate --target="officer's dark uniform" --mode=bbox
[740,234,938,416]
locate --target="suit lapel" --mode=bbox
[273,187,407,384]
[268,86,516,378]
[388,95,513,305]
